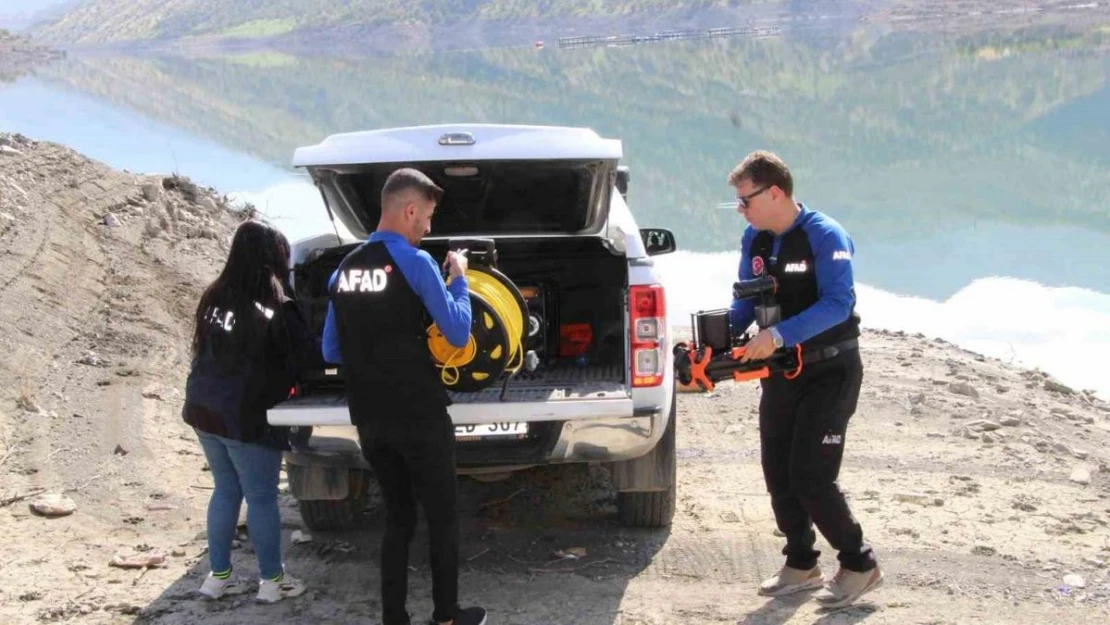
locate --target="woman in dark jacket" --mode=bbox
[183,219,313,603]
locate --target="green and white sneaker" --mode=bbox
[256,573,306,603]
[198,572,246,599]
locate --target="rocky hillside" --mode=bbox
[27,0,766,45]
[0,131,258,620]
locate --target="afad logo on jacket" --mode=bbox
[752,256,765,276]
[337,266,393,293]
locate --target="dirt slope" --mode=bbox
[1,134,1108,624]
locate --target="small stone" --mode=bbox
[114,444,128,456]
[1045,379,1075,395]
[1070,467,1092,485]
[0,145,22,156]
[142,184,162,202]
[972,545,996,556]
[949,382,979,399]
[103,212,120,227]
[894,492,944,507]
[1000,416,1022,427]
[29,493,77,518]
[110,552,166,569]
[723,424,744,435]
[1063,573,1086,588]
[77,351,104,366]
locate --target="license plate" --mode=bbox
[454,422,529,440]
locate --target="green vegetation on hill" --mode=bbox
[37,21,1110,255]
[30,0,770,45]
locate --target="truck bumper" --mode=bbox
[282,406,666,475]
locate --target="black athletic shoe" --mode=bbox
[430,606,486,625]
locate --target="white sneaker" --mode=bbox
[256,574,306,603]
[757,565,825,597]
[198,573,245,600]
[814,566,884,608]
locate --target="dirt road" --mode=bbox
[1,135,1108,625]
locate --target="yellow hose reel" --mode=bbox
[426,264,528,392]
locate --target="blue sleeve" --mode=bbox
[729,227,756,333]
[775,217,856,347]
[394,246,472,348]
[321,270,343,364]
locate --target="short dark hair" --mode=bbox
[728,150,794,197]
[381,167,444,205]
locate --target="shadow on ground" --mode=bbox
[128,463,671,624]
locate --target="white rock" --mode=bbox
[141,183,163,202]
[1063,573,1086,588]
[1069,466,1092,485]
[30,493,77,517]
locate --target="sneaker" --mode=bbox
[814,566,884,608]
[198,572,245,600]
[430,606,487,625]
[255,574,306,604]
[757,565,824,597]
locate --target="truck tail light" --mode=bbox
[629,284,665,387]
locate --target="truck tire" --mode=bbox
[297,469,371,531]
[617,394,677,528]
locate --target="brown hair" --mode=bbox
[381,167,444,206]
[727,150,794,197]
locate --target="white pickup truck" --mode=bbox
[268,124,678,530]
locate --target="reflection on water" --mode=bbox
[1,15,1108,396]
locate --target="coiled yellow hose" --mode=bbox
[427,267,526,389]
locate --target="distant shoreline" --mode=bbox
[0,32,64,82]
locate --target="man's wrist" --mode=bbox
[769,326,784,348]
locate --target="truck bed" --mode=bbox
[448,362,626,404]
[269,363,634,427]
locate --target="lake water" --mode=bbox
[2,18,1108,397]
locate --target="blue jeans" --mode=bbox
[196,430,284,580]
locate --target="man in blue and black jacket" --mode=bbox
[728,150,883,608]
[322,168,487,625]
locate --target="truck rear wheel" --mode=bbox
[616,394,677,528]
[296,469,372,531]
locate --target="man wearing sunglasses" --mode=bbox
[728,150,882,608]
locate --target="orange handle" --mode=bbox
[688,344,716,392]
[733,368,770,382]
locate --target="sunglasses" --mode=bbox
[736,185,770,209]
